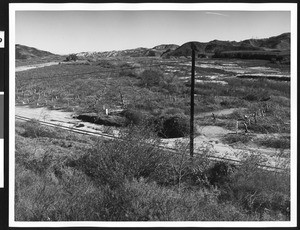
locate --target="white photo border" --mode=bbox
[9,2,297,228]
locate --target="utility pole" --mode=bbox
[190,43,196,158]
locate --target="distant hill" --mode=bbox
[162,42,206,57]
[16,32,290,62]
[76,47,149,60]
[16,44,57,59]
[240,33,290,51]
[144,44,179,57]
[76,44,179,60]
[162,33,290,58]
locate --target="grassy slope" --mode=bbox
[15,55,67,67]
[15,120,290,221]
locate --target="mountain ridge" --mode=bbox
[16,32,290,60]
[163,32,290,58]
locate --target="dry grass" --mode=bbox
[15,120,290,221]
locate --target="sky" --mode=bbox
[15,10,291,55]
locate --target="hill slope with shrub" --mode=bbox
[16,44,58,59]
[162,33,290,58]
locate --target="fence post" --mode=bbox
[190,45,196,158]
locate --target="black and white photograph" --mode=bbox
[8,2,297,228]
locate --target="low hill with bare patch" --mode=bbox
[16,44,57,59]
[162,33,290,58]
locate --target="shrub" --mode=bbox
[125,179,254,221]
[15,163,105,221]
[259,136,290,149]
[65,54,78,62]
[96,60,115,68]
[243,93,260,101]
[118,62,139,78]
[73,126,168,189]
[119,69,138,78]
[20,120,59,139]
[220,100,230,107]
[155,114,190,138]
[222,133,253,144]
[139,69,164,87]
[161,107,185,116]
[159,74,184,94]
[248,122,280,134]
[217,155,290,219]
[121,109,148,125]
[205,162,236,186]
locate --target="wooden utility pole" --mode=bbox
[190,44,196,158]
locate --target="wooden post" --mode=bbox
[254,112,257,124]
[190,46,196,158]
[236,121,238,134]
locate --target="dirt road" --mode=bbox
[15,62,59,72]
[15,105,289,169]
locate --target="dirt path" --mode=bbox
[195,108,246,118]
[161,125,289,169]
[15,106,119,135]
[15,106,289,169]
[15,62,59,72]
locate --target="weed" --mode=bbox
[20,120,60,139]
[222,133,253,144]
[217,155,290,220]
[258,136,290,149]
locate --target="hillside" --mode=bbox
[163,33,290,58]
[76,44,179,60]
[76,47,149,60]
[16,44,57,59]
[145,44,179,57]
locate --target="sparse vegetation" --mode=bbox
[15,40,291,222]
[258,136,290,149]
[65,54,78,62]
[223,133,253,144]
[15,120,290,221]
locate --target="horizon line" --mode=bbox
[16,31,291,55]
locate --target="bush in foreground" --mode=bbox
[15,121,290,221]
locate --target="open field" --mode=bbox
[15,56,291,221]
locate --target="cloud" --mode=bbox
[205,12,229,17]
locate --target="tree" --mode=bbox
[65,54,78,62]
[155,114,190,138]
